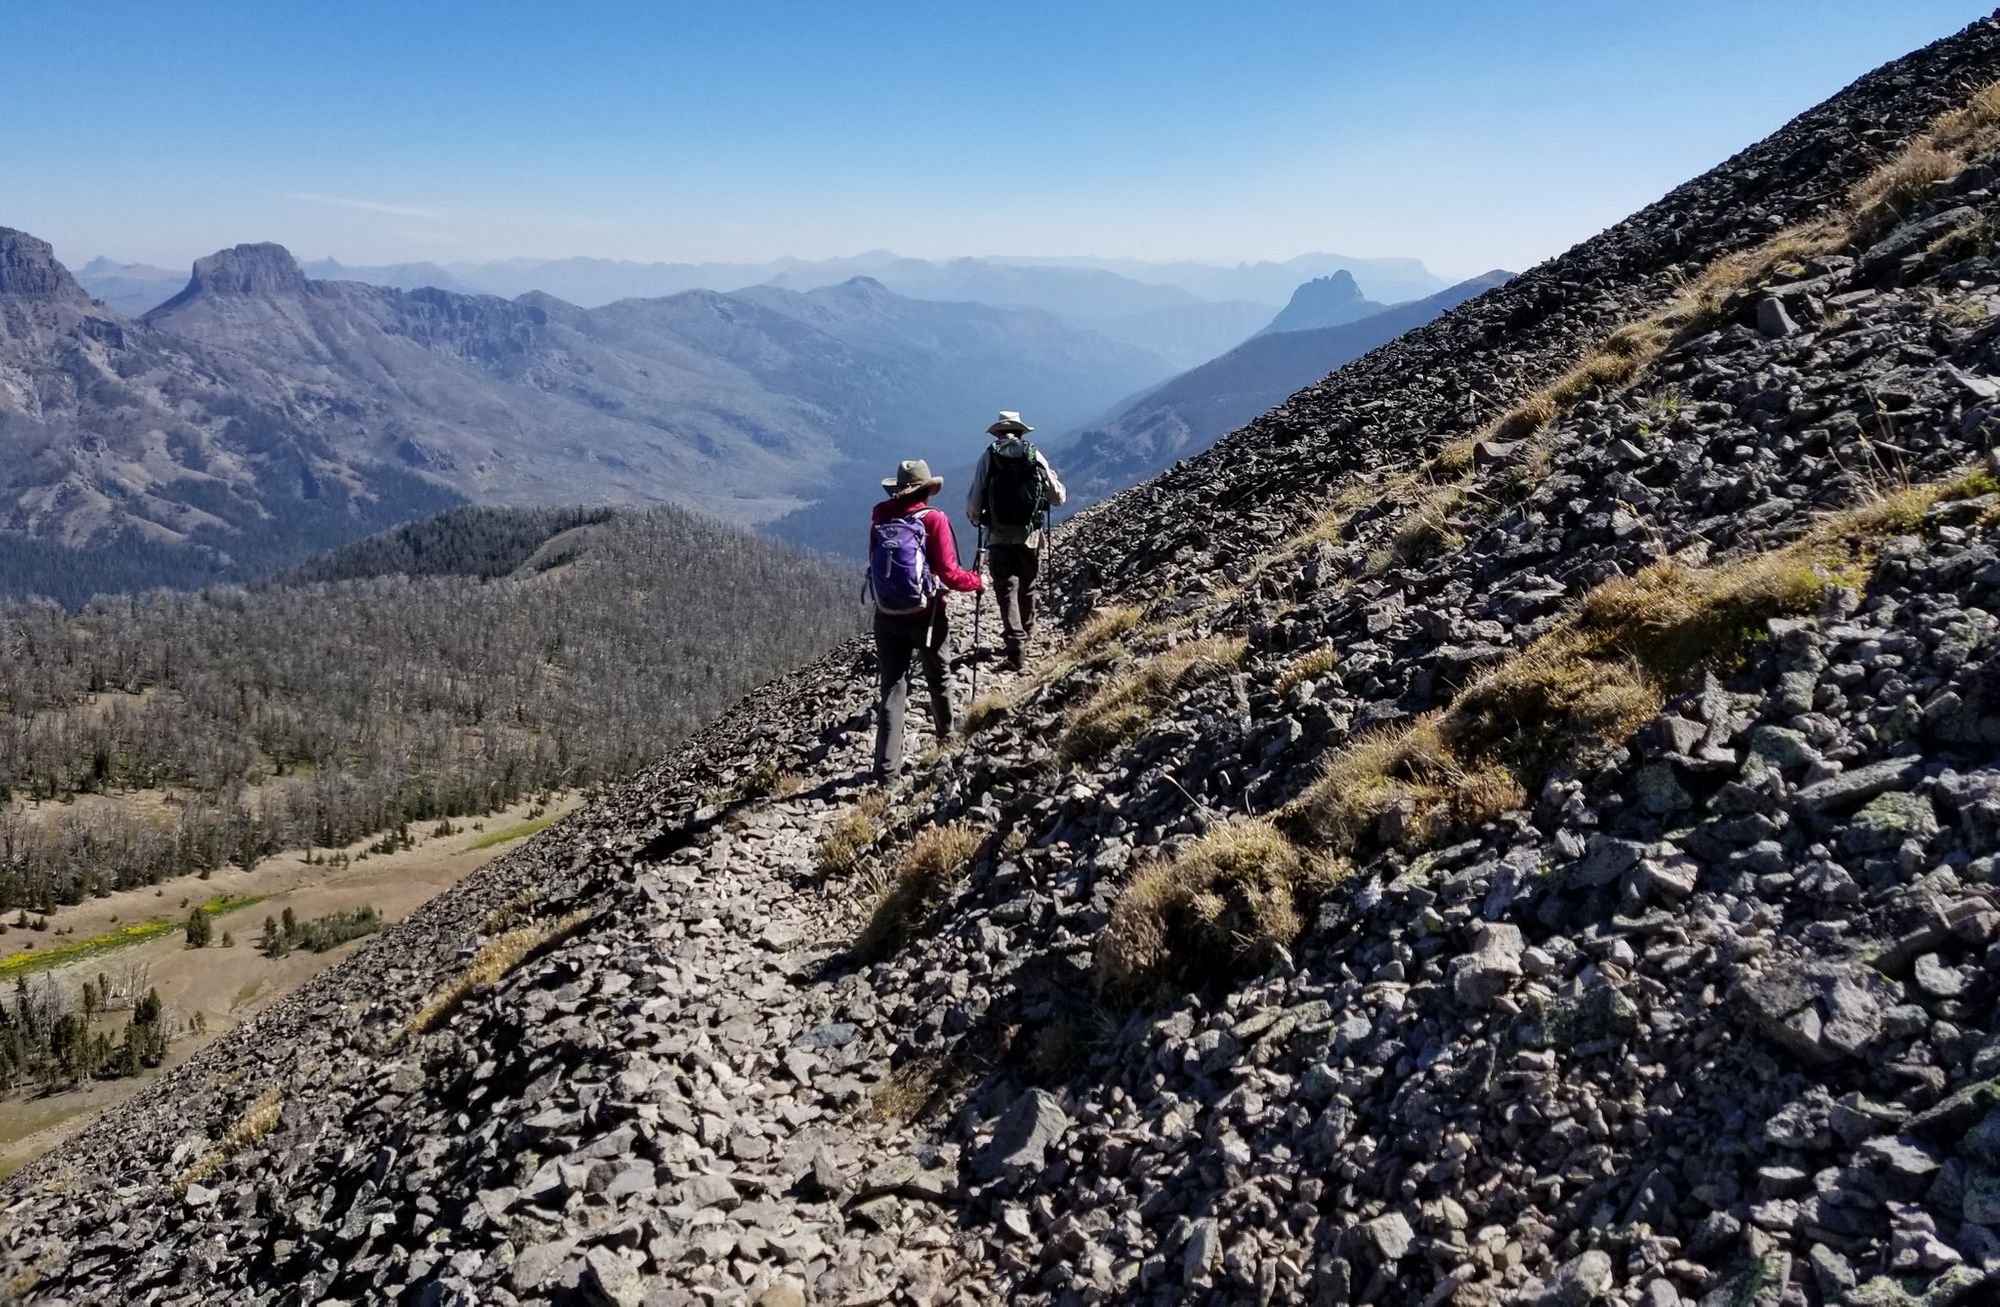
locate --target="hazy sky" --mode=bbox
[6,1,1994,280]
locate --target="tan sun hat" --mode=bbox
[882,458,945,498]
[987,411,1033,436]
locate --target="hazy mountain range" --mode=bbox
[77,249,1452,370]
[14,229,1488,601]
[1,227,1174,596]
[1061,269,1514,500]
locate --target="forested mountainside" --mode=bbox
[0,504,852,914]
[1,239,1167,602]
[1063,270,1512,503]
[274,504,617,585]
[12,14,2000,1307]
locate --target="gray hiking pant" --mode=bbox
[988,542,1040,655]
[874,603,953,775]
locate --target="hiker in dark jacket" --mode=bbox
[868,459,984,782]
[966,411,1067,672]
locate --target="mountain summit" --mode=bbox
[153,241,311,309]
[1257,268,1376,335]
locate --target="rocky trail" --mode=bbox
[16,13,2000,1307]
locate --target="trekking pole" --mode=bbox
[971,527,987,703]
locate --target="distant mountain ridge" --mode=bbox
[71,257,184,316]
[1063,269,1514,500]
[77,248,1450,370]
[2,232,1173,599]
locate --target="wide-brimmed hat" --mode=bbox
[987,410,1034,436]
[882,458,945,498]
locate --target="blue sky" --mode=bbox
[4,1,1993,279]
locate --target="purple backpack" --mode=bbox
[869,510,938,614]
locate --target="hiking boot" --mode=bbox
[1004,645,1027,673]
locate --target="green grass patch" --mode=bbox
[464,815,558,851]
[200,894,268,917]
[0,893,269,979]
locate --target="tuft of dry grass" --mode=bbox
[1098,818,1342,989]
[1926,80,2000,156]
[479,887,540,936]
[1486,318,1679,445]
[175,1085,284,1192]
[1431,435,1480,476]
[1273,646,1339,697]
[1306,499,1355,543]
[1928,211,1998,261]
[865,1053,972,1124]
[817,792,888,878]
[1290,479,1948,861]
[406,909,593,1035]
[964,692,1012,735]
[854,821,984,959]
[1449,548,1839,774]
[1059,636,1248,761]
[1290,717,1526,858]
[1851,145,1959,238]
[1368,481,1472,574]
[1067,605,1144,658]
[1492,392,1561,442]
[1683,217,1849,306]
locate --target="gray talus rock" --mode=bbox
[1530,1249,1615,1305]
[976,1089,1069,1182]
[1449,922,1523,1009]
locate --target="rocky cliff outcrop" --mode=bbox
[10,14,2000,1307]
[0,230,88,303]
[158,241,312,305]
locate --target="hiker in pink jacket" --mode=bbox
[867,459,983,782]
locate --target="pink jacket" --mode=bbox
[870,499,983,593]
